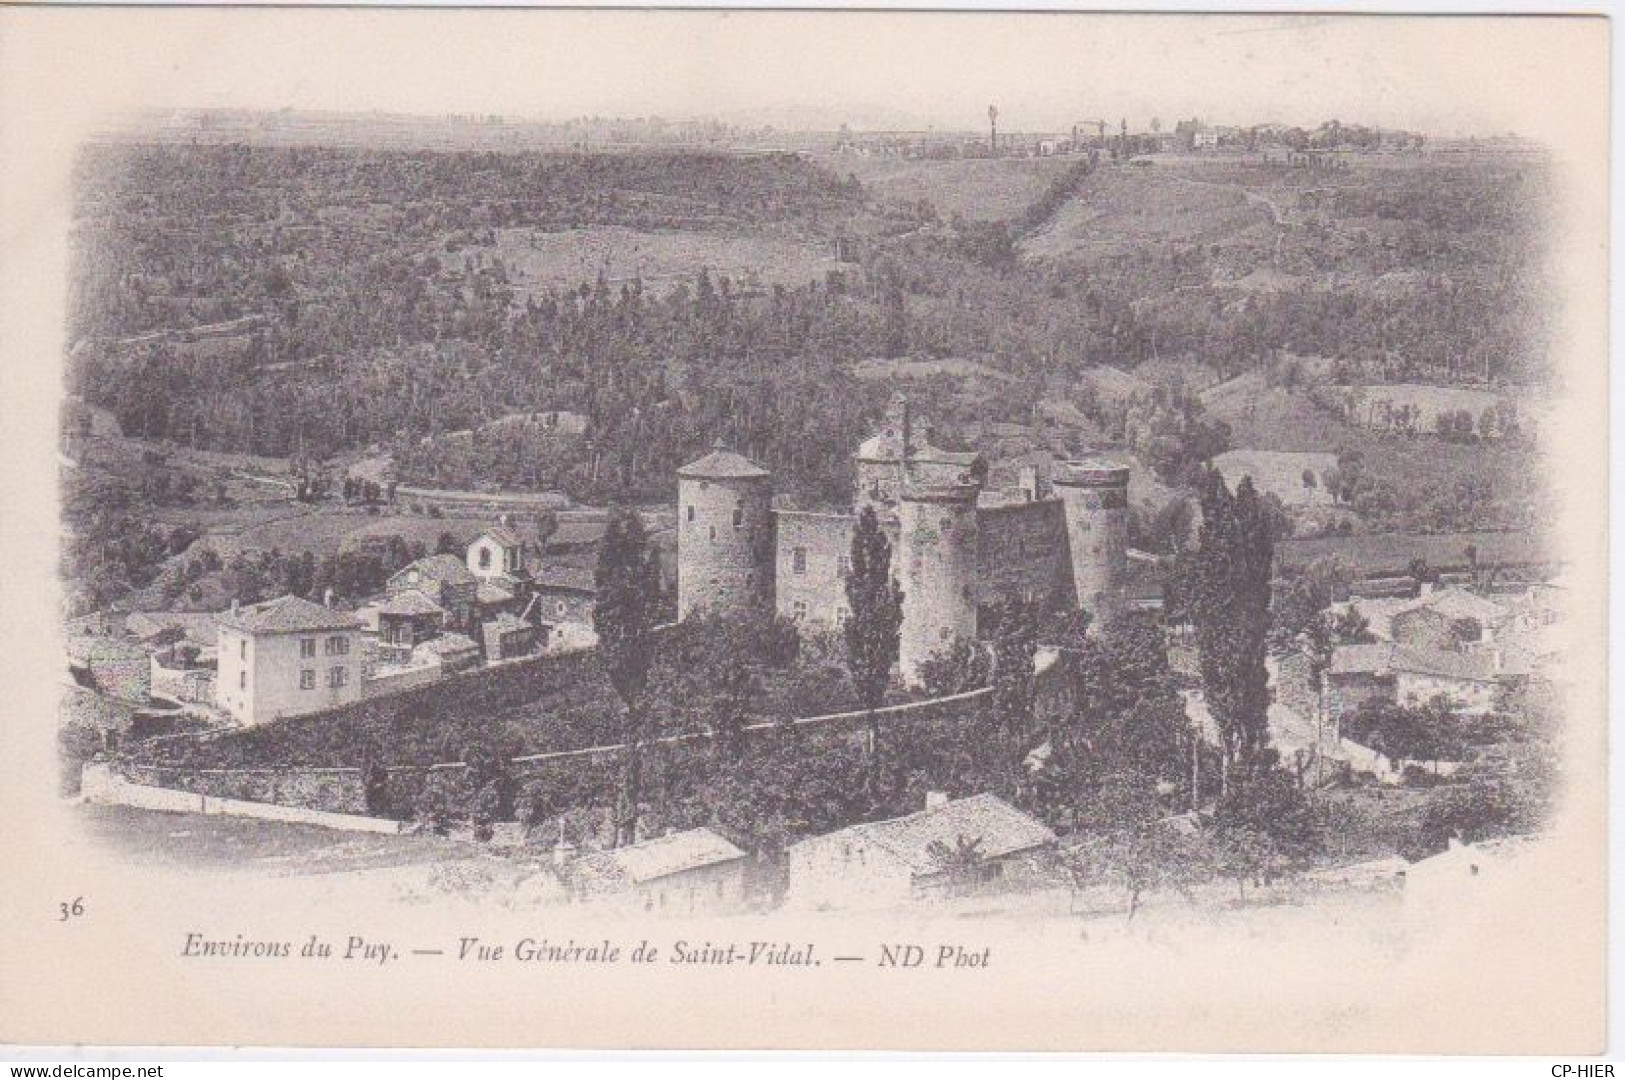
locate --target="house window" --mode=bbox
[837,556,850,578]
[792,600,807,620]
[733,506,744,528]
[300,669,315,690]
[686,505,695,523]
[792,547,807,575]
[326,635,349,656]
[556,600,567,616]
[479,548,492,570]
[300,637,316,658]
[835,607,850,628]
[709,526,716,541]
[240,640,247,660]
[239,671,246,690]
[328,666,348,689]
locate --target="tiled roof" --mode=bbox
[391,554,478,589]
[378,589,446,618]
[1327,642,1398,677]
[218,595,363,634]
[1390,645,1499,684]
[476,582,516,606]
[829,794,1055,875]
[1418,587,1509,625]
[677,439,771,480]
[125,611,220,647]
[484,612,532,633]
[567,827,746,886]
[414,632,479,658]
[533,565,598,594]
[477,525,526,548]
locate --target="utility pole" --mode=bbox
[988,105,999,155]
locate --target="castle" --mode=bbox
[676,395,1130,685]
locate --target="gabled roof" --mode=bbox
[475,524,526,549]
[476,582,516,606]
[218,595,363,634]
[125,611,220,648]
[378,589,446,618]
[1417,587,1509,626]
[390,554,478,589]
[532,565,598,594]
[566,827,746,887]
[1390,644,1499,684]
[677,439,771,481]
[809,794,1055,876]
[1327,642,1398,677]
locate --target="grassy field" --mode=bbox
[811,152,1078,222]
[479,224,838,295]
[1212,448,1338,509]
[1336,383,1507,434]
[1021,161,1273,264]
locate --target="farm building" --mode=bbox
[558,827,748,914]
[785,793,1057,910]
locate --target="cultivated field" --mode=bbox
[1021,161,1274,264]
[811,152,1078,222]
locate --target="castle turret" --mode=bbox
[1053,458,1130,627]
[897,480,981,687]
[677,439,774,620]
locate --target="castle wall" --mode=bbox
[898,489,980,686]
[975,499,1073,611]
[677,474,773,619]
[774,510,857,634]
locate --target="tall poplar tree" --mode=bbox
[844,506,904,769]
[1191,470,1275,792]
[594,506,662,847]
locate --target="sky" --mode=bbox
[0,9,1606,139]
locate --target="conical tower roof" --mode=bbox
[677,437,771,480]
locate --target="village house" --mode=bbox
[530,565,598,630]
[481,611,539,661]
[1323,640,1506,723]
[785,793,1058,910]
[215,595,365,727]
[557,827,748,914]
[466,524,531,581]
[387,554,479,629]
[374,588,446,665]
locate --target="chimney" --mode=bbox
[323,587,335,609]
[1419,581,1434,597]
[924,791,950,812]
[230,598,239,617]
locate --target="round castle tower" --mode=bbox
[1053,458,1130,627]
[676,438,774,621]
[897,479,981,687]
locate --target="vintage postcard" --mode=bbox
[0,7,1608,1053]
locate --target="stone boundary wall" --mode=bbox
[116,762,368,814]
[81,763,401,833]
[116,645,1059,822]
